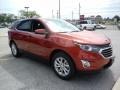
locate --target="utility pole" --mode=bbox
[58,0,61,19]
[57,10,59,18]
[79,3,80,20]
[72,11,73,20]
[24,6,29,18]
[52,9,54,18]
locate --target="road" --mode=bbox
[0,25,120,90]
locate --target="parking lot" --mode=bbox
[0,25,120,90]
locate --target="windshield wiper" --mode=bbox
[59,32,68,33]
[70,30,80,32]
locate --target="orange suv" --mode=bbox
[8,18,114,80]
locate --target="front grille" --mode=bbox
[101,47,112,58]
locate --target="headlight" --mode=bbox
[73,41,100,52]
[80,45,92,51]
[80,44,100,52]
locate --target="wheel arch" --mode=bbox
[83,26,86,29]
[49,49,76,70]
[9,40,15,46]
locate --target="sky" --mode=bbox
[0,0,120,19]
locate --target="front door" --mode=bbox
[28,20,52,58]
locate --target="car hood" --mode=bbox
[61,30,110,45]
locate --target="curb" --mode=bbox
[0,33,8,37]
[112,77,120,90]
[0,35,8,37]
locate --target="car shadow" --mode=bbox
[0,52,115,90]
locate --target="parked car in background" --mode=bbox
[8,18,114,80]
[96,24,106,29]
[0,24,5,28]
[0,23,11,28]
[76,20,96,30]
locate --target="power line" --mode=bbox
[73,10,120,14]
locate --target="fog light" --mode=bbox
[81,60,90,68]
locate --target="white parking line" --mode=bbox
[0,66,25,89]
[0,28,8,37]
[112,77,120,90]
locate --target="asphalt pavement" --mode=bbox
[0,25,120,90]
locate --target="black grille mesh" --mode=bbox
[101,47,112,58]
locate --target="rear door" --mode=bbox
[15,20,32,51]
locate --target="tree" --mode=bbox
[0,14,7,24]
[113,15,120,23]
[19,10,40,19]
[6,14,15,23]
[0,13,16,25]
[95,15,103,24]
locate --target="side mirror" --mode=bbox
[35,29,48,35]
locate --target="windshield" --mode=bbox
[45,19,80,33]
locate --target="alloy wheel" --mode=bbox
[54,57,70,76]
[11,43,17,56]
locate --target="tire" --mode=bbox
[10,42,21,57]
[52,52,75,80]
[92,28,95,31]
[83,27,86,30]
[93,26,96,31]
[103,59,114,70]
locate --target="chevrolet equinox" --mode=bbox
[8,18,115,80]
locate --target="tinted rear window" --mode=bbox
[80,21,87,24]
[10,20,21,29]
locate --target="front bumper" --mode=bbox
[85,26,95,30]
[103,56,115,69]
[72,50,115,71]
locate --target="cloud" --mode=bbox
[0,0,120,18]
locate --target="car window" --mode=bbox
[10,20,21,29]
[80,21,87,24]
[32,20,46,32]
[45,19,80,33]
[17,20,31,32]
